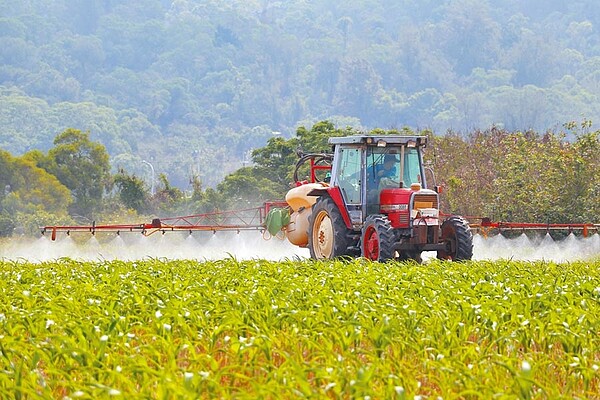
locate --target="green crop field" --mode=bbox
[0,258,599,399]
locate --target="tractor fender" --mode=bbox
[285,182,323,211]
[307,186,353,229]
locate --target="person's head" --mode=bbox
[383,154,397,168]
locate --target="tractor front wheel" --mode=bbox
[437,215,473,261]
[308,197,354,259]
[361,215,396,262]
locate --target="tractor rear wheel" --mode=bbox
[437,215,473,261]
[361,214,396,262]
[308,197,354,259]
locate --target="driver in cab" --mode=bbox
[376,153,401,189]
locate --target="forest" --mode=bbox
[0,1,599,234]
[2,1,600,186]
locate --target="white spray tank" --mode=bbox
[284,183,324,246]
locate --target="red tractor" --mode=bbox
[284,135,473,262]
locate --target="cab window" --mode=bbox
[335,147,362,204]
[403,148,421,186]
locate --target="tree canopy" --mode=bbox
[0,148,72,236]
[39,128,111,216]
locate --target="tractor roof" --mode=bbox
[328,135,427,147]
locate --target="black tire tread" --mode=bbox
[438,215,473,261]
[361,214,396,262]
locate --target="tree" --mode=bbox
[216,167,282,208]
[0,149,72,215]
[0,149,72,236]
[0,37,36,67]
[66,34,105,81]
[42,128,111,216]
[152,173,184,212]
[113,170,148,213]
[249,121,356,196]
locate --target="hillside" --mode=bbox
[1,0,600,187]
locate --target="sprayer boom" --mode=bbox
[470,218,599,238]
[42,202,287,240]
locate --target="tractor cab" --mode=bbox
[328,135,428,225]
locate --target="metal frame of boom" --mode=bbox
[42,202,288,240]
[469,217,599,238]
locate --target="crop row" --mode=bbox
[0,258,599,399]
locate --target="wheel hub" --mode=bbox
[364,226,379,260]
[314,212,333,258]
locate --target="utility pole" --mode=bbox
[142,160,155,196]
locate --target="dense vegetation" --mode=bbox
[2,0,600,188]
[429,123,600,223]
[0,121,598,236]
[0,258,598,398]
